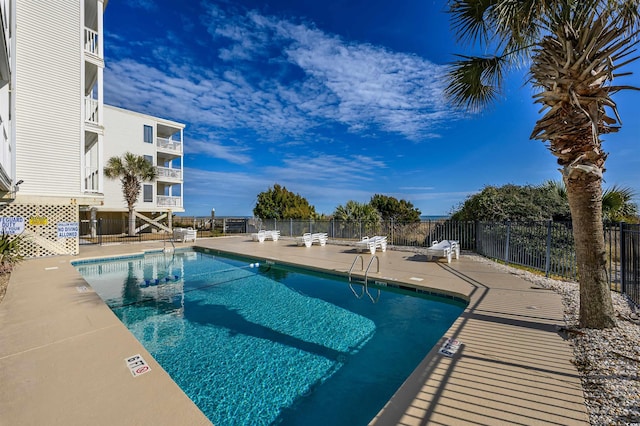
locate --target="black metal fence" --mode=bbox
[620,223,640,307]
[79,217,638,307]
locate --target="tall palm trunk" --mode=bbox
[128,208,136,237]
[565,176,616,329]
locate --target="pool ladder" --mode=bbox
[163,230,175,253]
[348,255,380,303]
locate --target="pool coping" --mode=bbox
[0,236,589,425]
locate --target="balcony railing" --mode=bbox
[85,96,99,125]
[84,167,100,192]
[157,166,182,180]
[157,195,182,207]
[157,137,182,153]
[84,27,99,56]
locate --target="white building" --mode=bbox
[0,0,185,257]
[92,105,184,232]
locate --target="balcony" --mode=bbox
[84,27,99,57]
[157,166,182,181]
[157,195,182,207]
[157,137,182,153]
[85,96,99,125]
[84,166,100,193]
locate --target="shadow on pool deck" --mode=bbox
[0,236,589,426]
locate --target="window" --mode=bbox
[143,184,153,202]
[143,125,153,143]
[143,155,153,165]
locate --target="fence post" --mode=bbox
[98,218,102,245]
[504,221,511,264]
[620,222,626,295]
[545,220,552,277]
[390,218,394,245]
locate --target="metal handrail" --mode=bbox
[364,256,380,303]
[163,231,175,253]
[348,255,364,282]
[348,255,364,299]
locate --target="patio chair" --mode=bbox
[296,232,327,247]
[426,240,459,263]
[355,236,387,255]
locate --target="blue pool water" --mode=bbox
[73,249,466,425]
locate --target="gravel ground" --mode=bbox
[465,254,640,426]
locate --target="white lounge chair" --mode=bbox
[251,230,280,242]
[296,232,327,247]
[251,230,266,242]
[355,236,387,255]
[173,227,197,243]
[426,240,459,263]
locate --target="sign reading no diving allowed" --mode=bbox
[57,222,79,238]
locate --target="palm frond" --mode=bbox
[611,0,640,34]
[445,54,506,112]
[602,184,638,221]
[448,0,496,45]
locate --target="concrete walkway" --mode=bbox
[0,236,589,425]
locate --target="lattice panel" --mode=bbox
[0,203,79,258]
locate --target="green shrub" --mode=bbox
[0,234,24,274]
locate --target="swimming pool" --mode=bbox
[73,249,466,425]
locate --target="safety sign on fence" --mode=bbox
[57,222,79,238]
[0,217,25,235]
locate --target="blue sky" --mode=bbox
[103,0,640,217]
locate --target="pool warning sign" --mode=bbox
[0,217,25,235]
[125,354,151,377]
[57,222,79,238]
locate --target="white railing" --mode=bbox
[84,167,100,192]
[84,27,99,56]
[157,166,182,180]
[0,119,12,185]
[157,196,182,207]
[157,137,182,153]
[85,96,99,124]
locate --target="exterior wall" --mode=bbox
[0,0,14,192]
[14,0,86,201]
[102,105,185,214]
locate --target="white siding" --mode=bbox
[14,0,83,197]
[0,0,14,191]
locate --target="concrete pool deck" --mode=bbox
[0,236,589,425]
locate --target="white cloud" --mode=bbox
[105,4,459,157]
[186,139,252,165]
[182,151,392,214]
[104,4,471,215]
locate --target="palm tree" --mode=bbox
[602,185,638,222]
[333,201,382,237]
[446,1,639,328]
[104,152,157,237]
